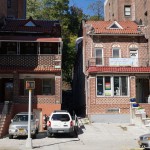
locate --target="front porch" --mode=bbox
[0,73,62,105]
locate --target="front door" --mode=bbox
[5,82,13,101]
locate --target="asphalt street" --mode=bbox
[0,122,149,150]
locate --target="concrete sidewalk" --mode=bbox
[0,121,149,150]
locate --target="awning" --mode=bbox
[0,36,62,42]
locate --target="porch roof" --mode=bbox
[88,66,150,74]
[0,17,61,36]
[0,66,61,73]
[0,36,62,42]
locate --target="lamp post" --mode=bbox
[26,89,32,148]
[25,81,35,149]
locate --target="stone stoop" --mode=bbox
[134,107,150,128]
[0,103,14,138]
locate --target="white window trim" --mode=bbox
[95,48,104,66]
[124,6,131,16]
[112,48,121,58]
[96,75,129,97]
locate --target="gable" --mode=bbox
[24,21,36,27]
[107,21,123,29]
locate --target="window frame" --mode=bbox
[42,79,52,95]
[95,48,103,66]
[7,0,11,8]
[96,76,129,97]
[112,48,121,58]
[124,5,131,16]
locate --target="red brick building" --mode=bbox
[0,17,62,134]
[73,20,150,122]
[0,0,26,19]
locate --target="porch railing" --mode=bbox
[0,54,61,68]
[88,57,149,67]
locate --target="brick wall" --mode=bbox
[83,23,147,116]
[13,103,61,117]
[55,76,61,104]
[88,76,131,115]
[105,0,136,21]
[0,0,7,18]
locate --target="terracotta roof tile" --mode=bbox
[86,21,141,35]
[88,66,150,73]
[0,66,61,73]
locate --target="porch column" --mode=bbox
[130,76,136,98]
[55,76,62,104]
[13,72,19,101]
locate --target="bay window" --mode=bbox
[97,76,128,96]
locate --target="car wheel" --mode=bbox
[9,134,13,139]
[32,134,37,139]
[47,132,52,138]
[36,128,39,134]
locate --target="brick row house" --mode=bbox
[0,16,62,134]
[73,19,150,122]
[104,0,150,118]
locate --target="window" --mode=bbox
[114,76,128,96]
[112,48,120,58]
[97,76,128,96]
[1,42,17,55]
[43,79,55,95]
[97,76,111,96]
[7,0,11,8]
[19,78,55,96]
[95,48,103,65]
[20,42,37,54]
[124,6,131,16]
[97,76,103,95]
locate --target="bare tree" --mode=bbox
[88,0,104,20]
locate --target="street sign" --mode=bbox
[26,81,35,90]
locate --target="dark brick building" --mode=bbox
[0,0,26,19]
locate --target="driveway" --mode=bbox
[0,122,149,150]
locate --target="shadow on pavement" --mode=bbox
[33,138,80,149]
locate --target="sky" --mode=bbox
[69,0,105,16]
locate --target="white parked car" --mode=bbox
[47,110,77,137]
[8,112,39,139]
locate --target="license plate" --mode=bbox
[58,130,64,133]
[19,129,24,132]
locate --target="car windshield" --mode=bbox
[51,114,70,121]
[13,114,34,122]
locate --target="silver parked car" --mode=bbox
[8,112,39,139]
[138,133,150,149]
